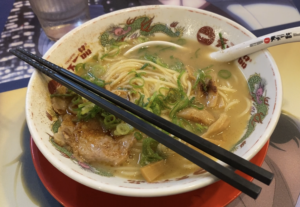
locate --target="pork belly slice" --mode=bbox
[53,114,76,146]
[204,79,218,108]
[54,115,136,166]
[73,121,136,166]
[51,86,71,115]
[177,108,215,126]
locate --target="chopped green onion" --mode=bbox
[219,33,225,49]
[79,102,95,115]
[195,123,208,132]
[129,90,137,95]
[136,36,149,43]
[91,64,106,77]
[52,119,61,133]
[104,115,116,125]
[107,45,120,57]
[135,92,145,107]
[159,87,169,96]
[72,96,82,105]
[101,111,110,117]
[134,132,143,140]
[177,70,185,97]
[165,88,180,105]
[169,96,189,118]
[129,77,145,88]
[140,63,149,70]
[139,138,163,166]
[100,53,109,60]
[176,38,187,45]
[81,71,106,88]
[75,63,84,72]
[191,103,204,110]
[172,117,183,127]
[192,66,213,89]
[182,119,194,132]
[136,72,146,78]
[146,92,157,109]
[170,60,185,73]
[218,69,231,79]
[195,48,200,58]
[128,70,137,76]
[151,102,161,115]
[143,54,168,68]
[114,123,133,136]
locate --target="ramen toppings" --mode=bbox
[49,37,251,182]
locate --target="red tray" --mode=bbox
[31,138,269,207]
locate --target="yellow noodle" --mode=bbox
[218,86,237,93]
[110,72,133,88]
[225,99,240,111]
[143,77,178,88]
[218,90,229,103]
[237,97,251,118]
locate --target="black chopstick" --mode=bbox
[15,48,273,186]
[11,48,264,199]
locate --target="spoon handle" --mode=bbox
[210,26,300,62]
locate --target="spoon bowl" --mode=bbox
[125,27,300,62]
[124,41,185,56]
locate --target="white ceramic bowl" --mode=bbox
[26,5,282,197]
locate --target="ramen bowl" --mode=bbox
[26,5,282,197]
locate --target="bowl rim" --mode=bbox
[26,5,282,197]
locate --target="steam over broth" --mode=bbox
[50,37,251,182]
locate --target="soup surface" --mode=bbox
[49,37,251,182]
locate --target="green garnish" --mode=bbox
[195,123,208,132]
[129,77,145,88]
[75,63,84,72]
[158,87,169,96]
[114,123,133,136]
[195,48,200,58]
[164,88,181,105]
[135,92,145,107]
[101,113,121,130]
[177,70,186,98]
[72,95,82,105]
[218,69,231,79]
[52,119,61,133]
[134,132,143,140]
[139,138,163,166]
[143,54,168,68]
[176,38,187,45]
[169,96,190,118]
[170,60,185,72]
[191,103,204,110]
[192,65,213,90]
[219,33,225,49]
[104,114,116,125]
[140,63,149,70]
[101,45,120,59]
